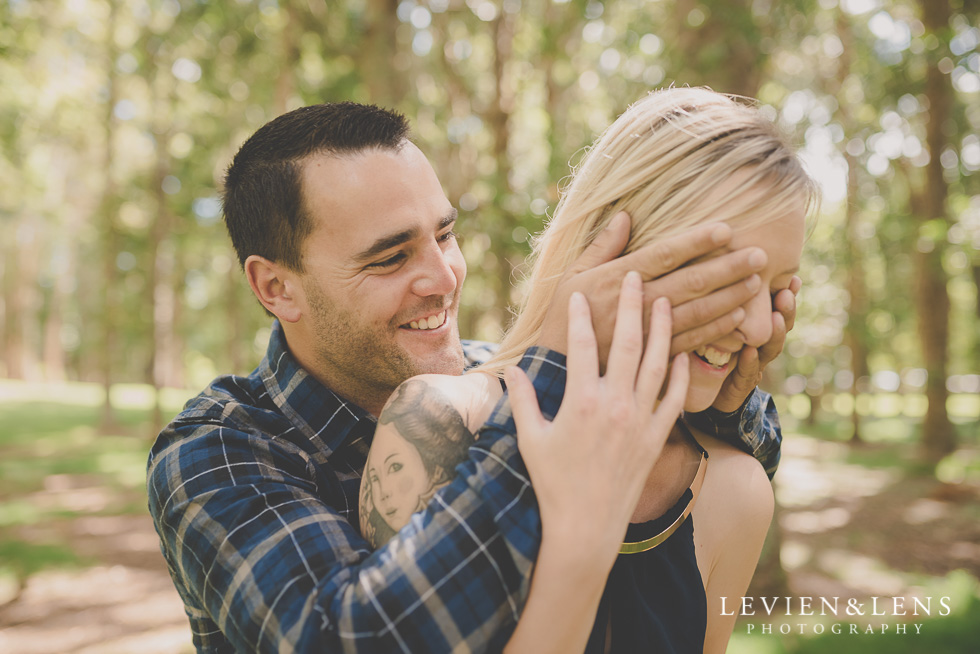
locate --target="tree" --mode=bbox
[913,0,956,460]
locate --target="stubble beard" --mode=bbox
[304,279,465,405]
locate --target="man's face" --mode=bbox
[294,144,466,409]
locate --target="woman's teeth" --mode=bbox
[408,311,446,330]
[694,345,732,368]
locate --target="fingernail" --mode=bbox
[625,270,641,288]
[748,248,767,269]
[745,274,761,292]
[732,307,746,322]
[711,224,731,245]
[654,296,670,312]
[606,212,628,230]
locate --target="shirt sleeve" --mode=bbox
[147,347,567,653]
[683,387,782,479]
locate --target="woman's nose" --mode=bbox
[735,289,774,348]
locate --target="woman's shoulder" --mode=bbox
[693,431,774,531]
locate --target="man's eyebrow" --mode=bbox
[353,227,419,264]
[438,207,459,230]
[352,208,458,264]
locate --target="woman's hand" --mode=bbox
[506,270,690,571]
[502,271,689,654]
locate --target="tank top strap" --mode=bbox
[678,418,708,457]
[619,422,708,555]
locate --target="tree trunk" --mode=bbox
[2,239,24,379]
[673,0,763,97]
[362,0,405,107]
[835,12,869,444]
[275,0,301,115]
[490,10,518,321]
[916,0,956,461]
[148,134,174,433]
[6,219,42,381]
[98,0,121,430]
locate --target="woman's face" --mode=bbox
[367,428,431,531]
[684,185,806,412]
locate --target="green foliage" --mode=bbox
[0,539,86,580]
[0,0,977,446]
[730,580,980,654]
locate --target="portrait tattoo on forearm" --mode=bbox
[359,379,476,549]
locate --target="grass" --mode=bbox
[0,380,192,597]
[1,379,978,653]
[729,571,980,654]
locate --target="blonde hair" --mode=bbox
[478,87,817,377]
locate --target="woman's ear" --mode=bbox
[243,254,303,323]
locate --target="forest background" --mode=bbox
[0,0,978,652]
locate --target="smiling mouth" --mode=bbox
[403,310,447,331]
[694,345,734,369]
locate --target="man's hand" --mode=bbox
[710,276,802,413]
[538,212,768,363]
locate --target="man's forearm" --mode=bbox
[149,348,568,653]
[684,388,781,479]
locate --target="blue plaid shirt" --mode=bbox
[147,321,781,653]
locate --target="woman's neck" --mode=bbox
[630,423,703,523]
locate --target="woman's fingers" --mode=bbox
[635,297,672,413]
[604,271,645,390]
[647,353,690,444]
[505,366,546,451]
[565,292,600,400]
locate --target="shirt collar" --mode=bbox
[257,320,376,458]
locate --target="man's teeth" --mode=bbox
[694,345,732,367]
[408,311,446,330]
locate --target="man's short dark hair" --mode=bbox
[222,103,410,272]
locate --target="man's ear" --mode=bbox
[244,255,303,323]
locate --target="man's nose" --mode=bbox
[411,242,458,297]
[736,289,774,348]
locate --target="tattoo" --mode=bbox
[359,379,476,549]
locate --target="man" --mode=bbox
[147,102,791,652]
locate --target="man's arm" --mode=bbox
[148,348,566,653]
[684,388,782,479]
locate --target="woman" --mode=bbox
[360,87,816,652]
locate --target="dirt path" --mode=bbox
[1,436,977,652]
[0,515,190,654]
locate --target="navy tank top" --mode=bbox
[584,425,708,653]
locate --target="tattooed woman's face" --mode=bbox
[367,428,433,531]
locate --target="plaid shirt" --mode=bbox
[147,321,781,653]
